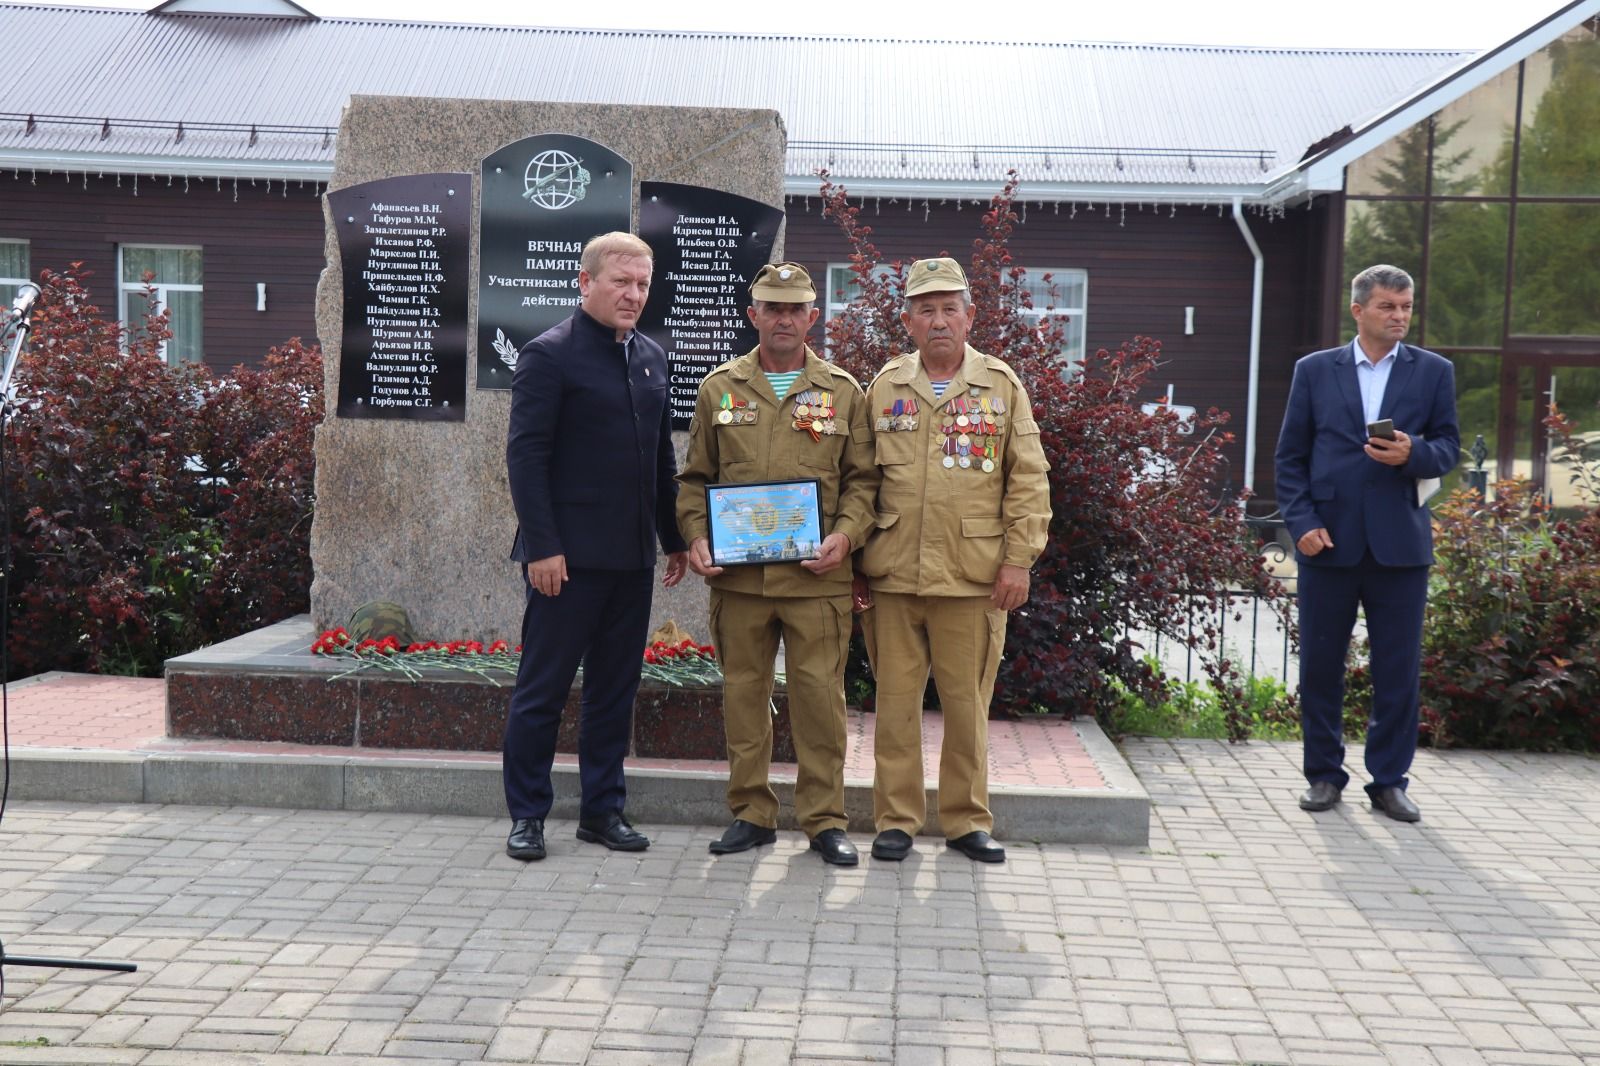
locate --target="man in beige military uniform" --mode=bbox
[860,257,1051,864]
[677,263,880,866]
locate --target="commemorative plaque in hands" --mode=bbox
[329,173,470,420]
[706,479,824,568]
[476,134,632,390]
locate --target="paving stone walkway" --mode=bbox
[1,737,1598,1065]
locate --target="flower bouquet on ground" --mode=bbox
[311,629,741,688]
[641,638,722,685]
[311,628,519,682]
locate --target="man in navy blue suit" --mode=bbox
[1274,264,1459,823]
[503,231,688,861]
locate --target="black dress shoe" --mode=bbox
[809,828,859,866]
[947,830,1006,863]
[506,817,546,861]
[576,812,650,851]
[709,819,777,855]
[871,829,913,861]
[1298,781,1343,811]
[1370,786,1421,822]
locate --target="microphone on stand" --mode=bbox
[3,283,39,325]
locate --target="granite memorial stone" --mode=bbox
[311,96,785,644]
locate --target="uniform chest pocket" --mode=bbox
[874,433,919,466]
[716,422,761,463]
[798,432,847,470]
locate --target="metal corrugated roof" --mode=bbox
[0,3,1472,198]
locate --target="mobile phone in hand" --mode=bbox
[1366,418,1395,441]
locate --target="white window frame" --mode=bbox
[0,238,28,307]
[824,262,896,324]
[1016,266,1089,367]
[118,243,203,364]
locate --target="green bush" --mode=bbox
[1108,661,1299,740]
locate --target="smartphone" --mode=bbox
[1366,418,1395,441]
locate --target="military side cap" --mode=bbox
[347,601,416,645]
[750,262,816,302]
[905,257,969,297]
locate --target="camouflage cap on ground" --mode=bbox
[750,262,817,302]
[904,257,969,298]
[347,601,416,645]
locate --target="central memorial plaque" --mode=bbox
[476,134,632,390]
[637,182,784,429]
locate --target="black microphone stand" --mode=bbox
[0,284,138,984]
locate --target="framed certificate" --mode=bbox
[706,478,825,568]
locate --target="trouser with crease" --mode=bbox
[1297,551,1429,797]
[503,566,653,821]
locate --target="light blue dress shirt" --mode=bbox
[1353,339,1399,427]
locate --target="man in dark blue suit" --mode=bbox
[1274,264,1459,823]
[503,231,688,860]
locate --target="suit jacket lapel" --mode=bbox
[1333,342,1365,436]
[1378,344,1417,422]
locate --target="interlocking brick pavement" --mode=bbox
[1,737,1598,1064]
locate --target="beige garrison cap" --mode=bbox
[750,262,817,302]
[904,256,969,298]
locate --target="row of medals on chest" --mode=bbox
[716,389,840,441]
[878,388,1006,472]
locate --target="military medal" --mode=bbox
[718,393,735,425]
[794,389,834,439]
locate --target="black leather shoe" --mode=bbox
[947,830,1006,863]
[1370,787,1421,822]
[1298,781,1343,811]
[708,819,777,855]
[576,812,650,851]
[809,828,859,866]
[506,817,546,861]
[871,829,913,861]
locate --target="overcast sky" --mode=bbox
[46,0,1578,49]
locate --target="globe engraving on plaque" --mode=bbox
[522,150,590,210]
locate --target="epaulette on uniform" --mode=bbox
[984,354,1026,389]
[868,354,912,389]
[823,360,866,394]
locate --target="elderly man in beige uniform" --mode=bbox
[860,257,1051,864]
[677,263,879,866]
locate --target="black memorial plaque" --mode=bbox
[477,134,632,390]
[637,183,784,430]
[330,173,470,421]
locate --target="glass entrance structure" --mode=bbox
[1340,17,1600,501]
